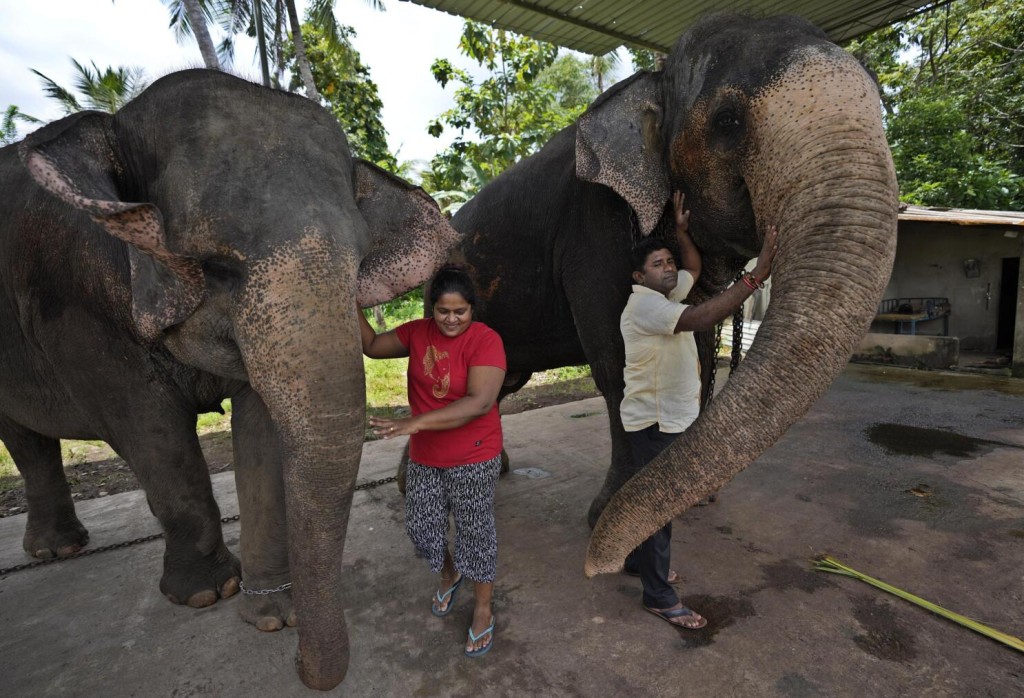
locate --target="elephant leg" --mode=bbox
[562,244,635,528]
[0,417,88,558]
[230,387,295,631]
[585,395,635,528]
[112,406,240,608]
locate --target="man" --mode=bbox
[620,191,778,629]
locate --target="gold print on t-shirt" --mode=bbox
[423,345,451,398]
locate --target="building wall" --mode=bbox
[874,221,1024,351]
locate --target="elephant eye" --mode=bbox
[714,109,741,131]
[202,257,243,283]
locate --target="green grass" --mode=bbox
[1,294,591,479]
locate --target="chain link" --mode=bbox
[705,275,747,410]
[0,475,399,577]
[240,580,292,595]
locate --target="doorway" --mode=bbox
[996,257,1020,351]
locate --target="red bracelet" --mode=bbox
[741,273,758,291]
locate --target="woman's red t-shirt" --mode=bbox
[395,318,506,467]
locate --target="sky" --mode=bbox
[0,0,533,166]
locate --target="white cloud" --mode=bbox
[0,0,473,164]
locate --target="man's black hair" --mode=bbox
[630,237,676,274]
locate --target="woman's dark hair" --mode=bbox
[428,264,477,307]
[630,237,676,274]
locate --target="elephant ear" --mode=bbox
[21,112,204,343]
[576,72,670,236]
[353,159,461,306]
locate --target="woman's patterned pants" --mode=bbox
[405,454,501,582]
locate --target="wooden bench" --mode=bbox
[875,297,951,336]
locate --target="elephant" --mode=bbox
[0,69,458,690]
[440,13,898,566]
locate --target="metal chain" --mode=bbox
[0,475,398,577]
[240,580,292,595]
[704,273,748,410]
[704,320,725,410]
[730,306,744,372]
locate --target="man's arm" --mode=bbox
[673,191,701,284]
[674,225,779,333]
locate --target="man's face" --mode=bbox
[633,248,678,296]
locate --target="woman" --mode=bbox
[357,265,506,658]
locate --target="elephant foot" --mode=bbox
[239,583,298,631]
[159,543,241,608]
[23,516,90,559]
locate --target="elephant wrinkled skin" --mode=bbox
[0,70,458,690]
[443,14,898,570]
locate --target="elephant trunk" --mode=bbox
[234,236,365,690]
[585,54,898,575]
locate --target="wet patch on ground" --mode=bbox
[866,423,1022,463]
[849,364,1024,396]
[849,594,917,662]
[672,594,757,648]
[825,462,1005,549]
[775,672,823,697]
[756,559,835,594]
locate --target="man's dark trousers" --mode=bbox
[624,423,680,609]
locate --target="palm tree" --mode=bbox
[160,0,223,69]
[214,0,385,98]
[590,50,620,92]
[2,105,42,145]
[31,60,148,115]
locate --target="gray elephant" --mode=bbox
[442,13,898,561]
[0,69,458,690]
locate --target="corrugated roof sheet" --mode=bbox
[899,205,1024,227]
[401,0,947,54]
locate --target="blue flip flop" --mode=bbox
[644,605,707,630]
[465,617,495,658]
[431,575,463,617]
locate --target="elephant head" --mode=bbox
[575,14,898,573]
[20,70,458,689]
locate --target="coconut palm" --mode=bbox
[590,50,620,92]
[31,60,148,115]
[1,105,42,145]
[161,0,223,69]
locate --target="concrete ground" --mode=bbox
[1,364,1022,697]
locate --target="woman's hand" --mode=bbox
[369,415,419,439]
[752,225,779,282]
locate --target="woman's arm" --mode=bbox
[369,365,506,438]
[357,303,408,359]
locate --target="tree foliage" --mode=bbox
[1,105,42,146]
[30,60,148,116]
[282,22,395,169]
[849,0,1023,209]
[425,21,565,193]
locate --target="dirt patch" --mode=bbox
[0,377,600,517]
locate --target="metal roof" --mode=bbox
[899,205,1024,228]
[400,0,949,54]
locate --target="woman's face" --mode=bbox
[432,291,473,338]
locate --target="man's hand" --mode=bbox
[673,191,691,233]
[752,225,779,282]
[672,190,701,281]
